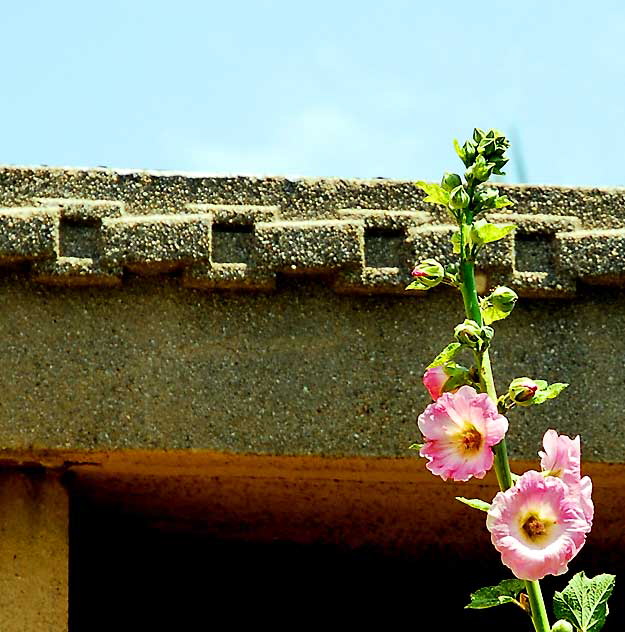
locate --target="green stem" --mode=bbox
[526,580,552,632]
[459,261,513,491]
[459,258,550,632]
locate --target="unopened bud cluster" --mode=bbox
[457,128,510,185]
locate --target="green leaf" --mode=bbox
[453,138,465,163]
[481,304,508,325]
[405,280,426,291]
[456,497,491,512]
[441,363,473,392]
[415,181,451,206]
[553,572,615,632]
[533,382,568,405]
[450,231,461,254]
[470,219,516,246]
[408,443,424,451]
[426,343,461,369]
[494,195,514,208]
[481,287,518,325]
[466,579,526,610]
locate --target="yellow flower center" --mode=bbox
[460,425,482,452]
[523,515,546,538]
[520,512,557,543]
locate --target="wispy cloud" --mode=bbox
[174,104,422,179]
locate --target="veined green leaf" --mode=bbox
[426,343,461,369]
[533,382,568,405]
[466,579,526,610]
[415,181,451,206]
[471,219,516,246]
[553,572,615,632]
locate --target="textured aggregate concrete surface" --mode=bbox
[0,167,623,463]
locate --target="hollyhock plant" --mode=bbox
[418,385,508,481]
[487,470,591,581]
[407,128,614,632]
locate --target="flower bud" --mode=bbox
[449,185,470,210]
[462,139,477,166]
[472,128,486,144]
[550,621,573,632]
[423,365,448,400]
[474,186,499,210]
[465,154,494,184]
[441,172,462,192]
[410,259,444,289]
[508,377,539,405]
[454,319,483,347]
[490,286,518,315]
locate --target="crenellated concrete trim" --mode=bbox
[1,167,625,296]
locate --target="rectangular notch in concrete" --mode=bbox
[59,218,101,259]
[211,223,253,264]
[515,234,554,272]
[364,228,405,268]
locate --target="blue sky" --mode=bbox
[3,0,625,185]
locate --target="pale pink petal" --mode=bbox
[445,385,476,420]
[538,429,592,527]
[539,429,581,485]
[579,476,594,525]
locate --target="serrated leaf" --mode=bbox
[456,497,491,512]
[416,181,451,206]
[533,382,568,405]
[466,579,526,610]
[553,572,615,632]
[426,343,461,369]
[471,219,516,246]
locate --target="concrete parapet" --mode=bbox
[0,168,623,296]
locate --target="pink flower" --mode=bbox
[418,385,508,481]
[487,470,591,580]
[422,365,448,400]
[539,429,594,524]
